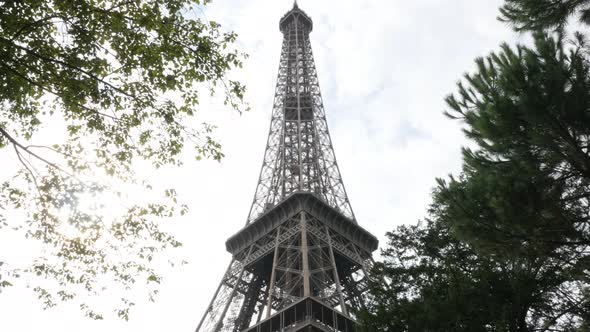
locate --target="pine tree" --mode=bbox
[500,0,590,31]
[362,30,590,332]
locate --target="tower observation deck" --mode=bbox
[196,3,378,332]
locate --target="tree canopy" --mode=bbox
[362,1,590,331]
[0,0,245,319]
[361,217,578,331]
[500,0,590,31]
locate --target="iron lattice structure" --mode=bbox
[246,2,354,224]
[196,4,378,332]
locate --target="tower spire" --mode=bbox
[195,4,378,332]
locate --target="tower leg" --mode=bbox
[195,260,234,332]
[195,246,254,332]
[214,245,254,332]
[266,228,281,318]
[300,212,311,297]
[233,275,264,332]
[325,225,349,317]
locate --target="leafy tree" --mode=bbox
[0,0,246,319]
[361,217,577,332]
[362,31,590,332]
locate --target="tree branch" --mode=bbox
[0,61,120,122]
[0,127,74,178]
[0,36,137,100]
[10,15,64,42]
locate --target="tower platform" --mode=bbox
[226,192,378,261]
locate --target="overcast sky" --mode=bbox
[0,0,528,331]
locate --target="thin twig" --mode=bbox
[13,144,43,199]
[0,127,74,178]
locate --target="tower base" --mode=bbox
[244,297,357,332]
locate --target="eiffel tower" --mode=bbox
[196,3,378,332]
